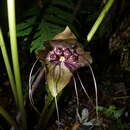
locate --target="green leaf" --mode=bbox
[104,105,116,117]
[30,22,64,52]
[16,0,75,52]
[16,27,33,37]
[30,0,74,52]
[96,106,105,111]
[16,8,40,37]
[113,109,124,119]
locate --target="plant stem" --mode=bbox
[87,0,115,42]
[0,106,18,129]
[35,96,53,130]
[36,92,62,130]
[0,27,17,103]
[42,92,62,130]
[7,0,27,129]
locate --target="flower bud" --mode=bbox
[63,48,72,59]
[54,47,63,56]
[48,51,58,61]
[68,54,78,62]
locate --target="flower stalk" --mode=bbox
[36,92,62,130]
[34,27,93,129]
[37,38,92,97]
[7,0,27,129]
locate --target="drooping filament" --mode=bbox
[76,72,94,106]
[29,58,39,104]
[73,75,79,107]
[87,62,99,120]
[29,58,40,114]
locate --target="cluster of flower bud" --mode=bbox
[47,47,79,69]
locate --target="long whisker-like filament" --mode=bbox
[87,62,99,120]
[29,67,41,102]
[76,72,94,106]
[73,75,79,107]
[73,75,81,123]
[31,67,44,94]
[29,58,40,113]
[52,86,60,130]
[54,95,60,130]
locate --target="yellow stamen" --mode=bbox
[59,56,65,62]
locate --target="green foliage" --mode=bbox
[16,8,40,37]
[97,105,130,129]
[16,0,74,52]
[30,22,64,52]
[97,105,124,119]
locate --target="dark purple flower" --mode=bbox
[36,39,92,97]
[37,39,92,71]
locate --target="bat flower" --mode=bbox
[36,39,92,97]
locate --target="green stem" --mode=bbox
[0,27,17,103]
[0,106,18,129]
[7,0,27,129]
[42,93,62,130]
[36,92,62,130]
[87,0,115,42]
